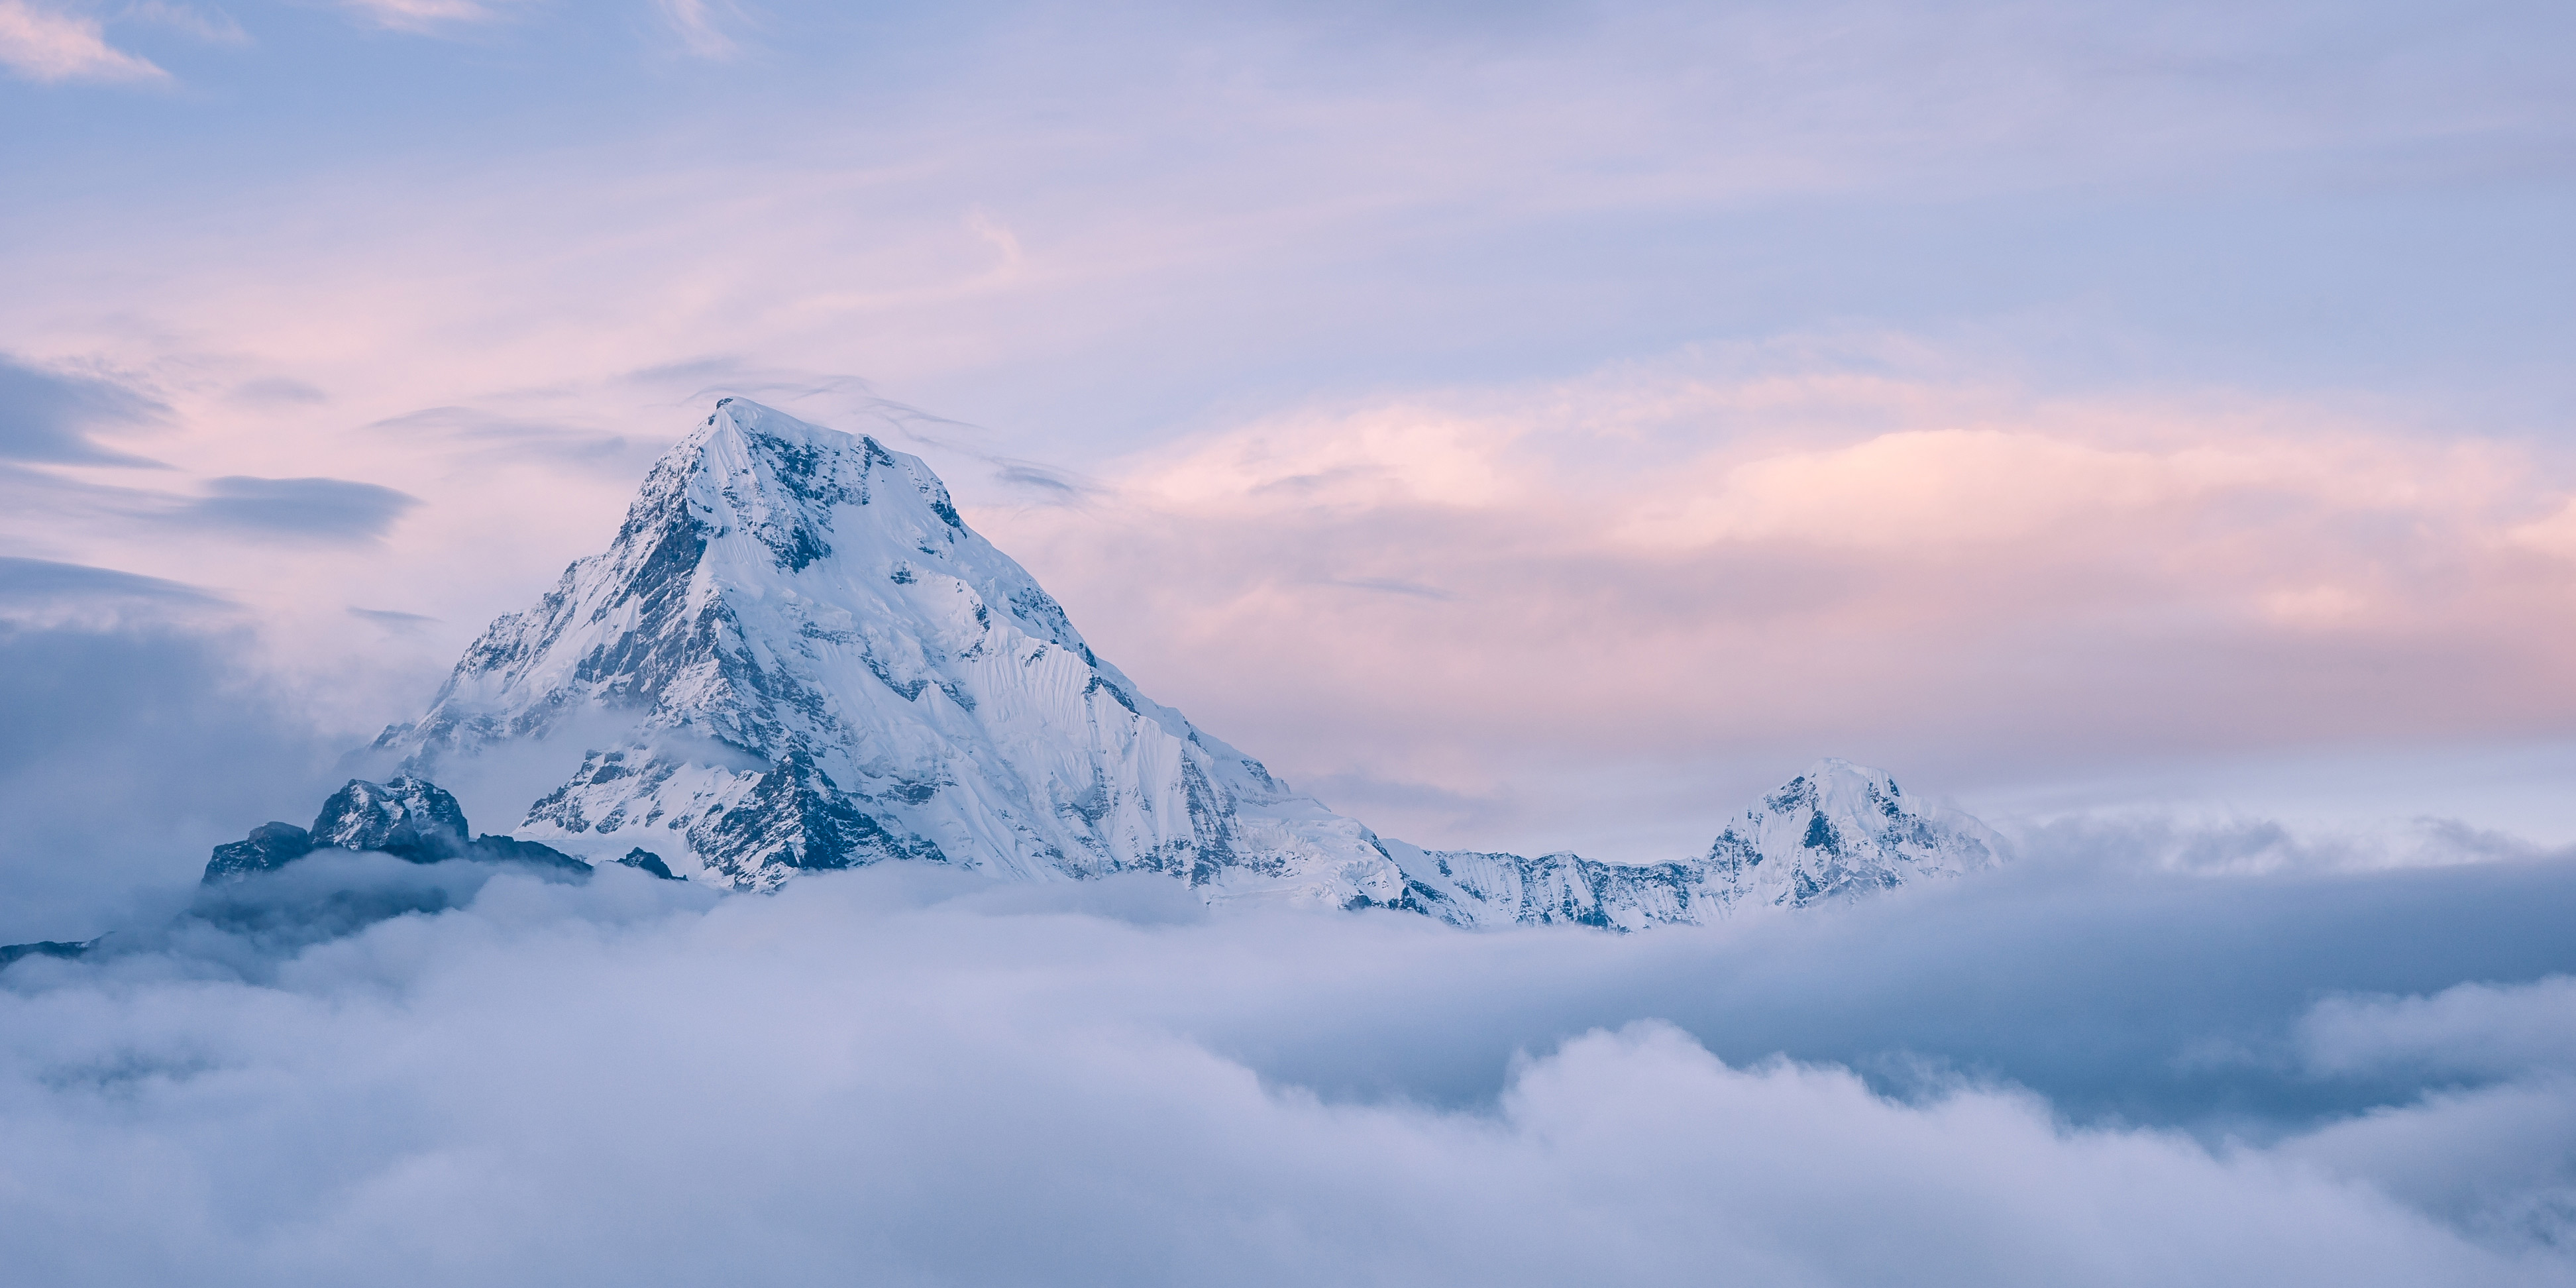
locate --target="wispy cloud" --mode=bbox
[1324,575,1452,600]
[178,475,419,542]
[0,356,166,464]
[0,555,224,612]
[654,0,748,60]
[333,0,508,32]
[119,0,244,45]
[0,2,162,86]
[347,605,437,626]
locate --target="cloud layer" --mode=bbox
[7,853,2576,1285]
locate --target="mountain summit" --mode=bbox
[366,399,2000,925]
[378,399,1412,904]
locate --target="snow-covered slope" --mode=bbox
[380,399,1411,906]
[376,398,1999,925]
[1385,759,2005,930]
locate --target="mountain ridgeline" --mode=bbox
[217,400,2004,928]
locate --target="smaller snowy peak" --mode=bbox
[202,777,592,883]
[1389,759,2004,930]
[17,780,629,973]
[1705,757,2002,911]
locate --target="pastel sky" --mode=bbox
[6,0,2575,859]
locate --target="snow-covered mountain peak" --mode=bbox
[402,399,1089,755]
[1752,757,1920,852]
[674,398,978,581]
[378,399,1408,904]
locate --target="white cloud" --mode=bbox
[2284,978,2576,1248]
[5,867,2571,1285]
[653,0,745,59]
[0,0,164,82]
[2300,976,2576,1081]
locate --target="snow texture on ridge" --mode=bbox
[1387,759,2004,930]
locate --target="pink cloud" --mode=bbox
[976,350,2576,849]
[0,0,164,82]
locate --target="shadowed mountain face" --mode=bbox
[363,399,1999,925]
[308,776,469,857]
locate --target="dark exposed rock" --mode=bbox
[200,777,590,885]
[616,848,680,880]
[689,751,944,886]
[203,821,315,884]
[466,833,592,874]
[310,775,472,860]
[0,938,97,967]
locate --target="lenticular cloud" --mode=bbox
[3,865,2569,1287]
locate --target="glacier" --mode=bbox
[334,397,2004,928]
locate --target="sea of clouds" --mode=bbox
[6,607,2576,1285]
[8,851,2576,1285]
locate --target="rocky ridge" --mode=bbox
[1387,759,2003,930]
[201,775,599,883]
